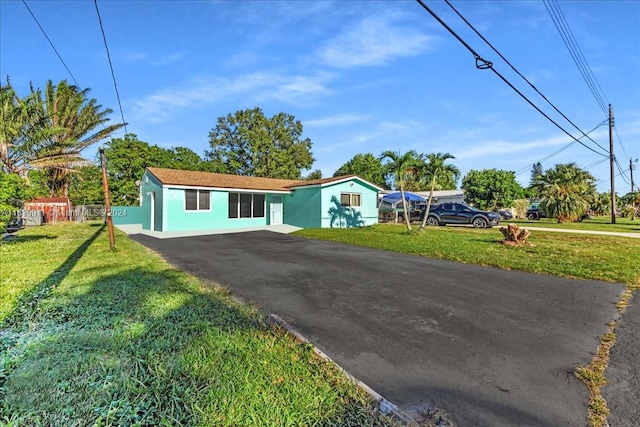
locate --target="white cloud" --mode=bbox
[318,14,434,68]
[305,113,369,127]
[128,71,335,123]
[119,51,183,66]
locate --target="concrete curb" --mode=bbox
[267,313,418,427]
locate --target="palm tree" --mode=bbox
[28,80,124,197]
[540,183,589,223]
[536,163,595,222]
[0,80,37,176]
[380,150,421,231]
[419,153,460,229]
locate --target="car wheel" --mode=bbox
[527,213,538,220]
[472,217,488,228]
[426,216,439,226]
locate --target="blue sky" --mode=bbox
[1,0,639,193]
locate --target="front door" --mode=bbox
[149,192,155,231]
[271,196,283,225]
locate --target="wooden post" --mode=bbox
[100,147,116,249]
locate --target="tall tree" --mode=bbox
[68,165,104,206]
[205,108,314,179]
[333,153,389,188]
[380,150,421,231]
[528,162,544,199]
[28,80,124,197]
[304,169,323,180]
[462,169,524,210]
[419,152,460,229]
[104,134,209,204]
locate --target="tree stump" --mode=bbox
[499,223,532,246]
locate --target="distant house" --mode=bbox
[135,167,382,232]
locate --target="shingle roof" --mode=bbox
[145,167,371,191]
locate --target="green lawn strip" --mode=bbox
[294,224,640,427]
[1,223,395,427]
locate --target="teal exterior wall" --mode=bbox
[111,206,145,225]
[320,181,379,228]
[283,187,322,228]
[163,188,270,232]
[140,171,163,231]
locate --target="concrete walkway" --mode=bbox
[522,226,640,239]
[115,223,302,239]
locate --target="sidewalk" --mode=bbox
[115,223,302,239]
[521,226,640,239]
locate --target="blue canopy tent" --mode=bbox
[380,191,426,204]
[378,192,426,222]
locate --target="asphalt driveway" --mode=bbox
[131,231,624,426]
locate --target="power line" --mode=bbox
[543,0,609,115]
[514,121,607,176]
[21,0,80,87]
[94,0,128,134]
[415,0,609,158]
[444,0,609,156]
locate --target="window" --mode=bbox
[228,193,266,218]
[185,190,210,211]
[340,192,361,207]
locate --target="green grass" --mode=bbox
[295,224,640,285]
[1,223,395,427]
[294,223,640,427]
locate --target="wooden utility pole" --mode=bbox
[100,147,116,249]
[632,158,637,220]
[609,104,616,224]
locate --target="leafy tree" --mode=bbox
[205,107,314,179]
[536,163,596,222]
[165,146,208,171]
[419,153,460,229]
[103,134,209,205]
[462,169,524,210]
[0,172,31,225]
[304,169,323,180]
[333,153,389,188]
[68,165,104,205]
[26,80,124,197]
[380,150,421,231]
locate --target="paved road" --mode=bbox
[131,231,624,426]
[603,293,640,427]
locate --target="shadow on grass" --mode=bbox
[1,225,103,328]
[2,263,389,426]
[0,234,57,245]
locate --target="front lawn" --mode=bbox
[294,224,640,285]
[0,223,394,426]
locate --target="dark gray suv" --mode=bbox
[425,202,501,228]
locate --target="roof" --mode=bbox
[145,167,381,192]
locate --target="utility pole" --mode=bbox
[632,158,637,220]
[609,104,616,224]
[100,147,116,249]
